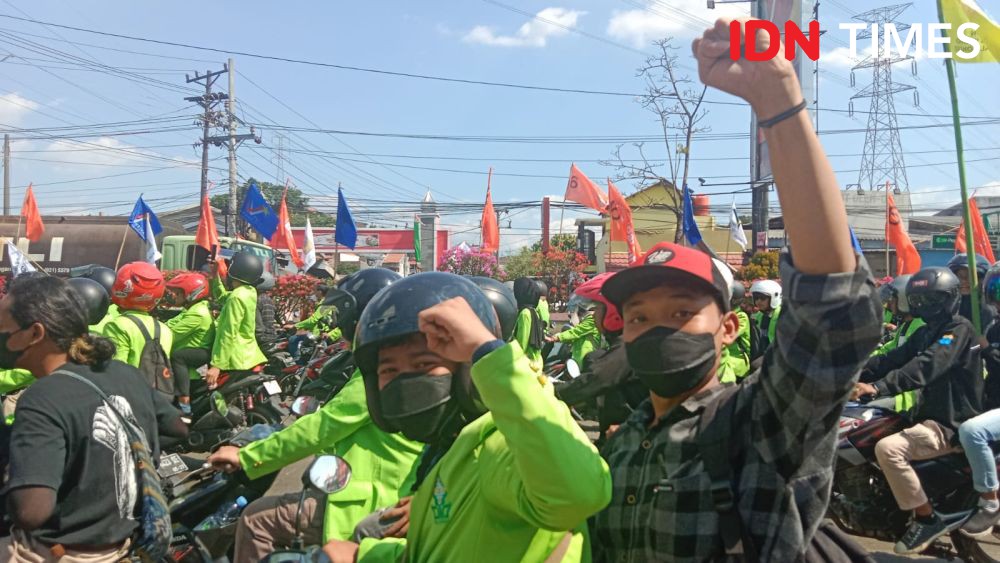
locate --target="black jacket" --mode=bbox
[554,341,646,432]
[982,318,1000,410]
[863,315,983,434]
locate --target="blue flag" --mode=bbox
[128,196,162,242]
[681,184,703,246]
[240,182,279,239]
[849,226,864,253]
[335,187,358,249]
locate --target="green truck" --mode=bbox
[0,216,276,275]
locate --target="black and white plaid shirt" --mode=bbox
[592,254,882,562]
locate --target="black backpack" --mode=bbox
[697,383,874,562]
[123,315,174,399]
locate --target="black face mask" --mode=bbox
[625,326,718,398]
[380,372,459,443]
[0,328,26,370]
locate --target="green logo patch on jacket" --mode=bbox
[431,477,452,523]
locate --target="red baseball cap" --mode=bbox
[602,242,733,312]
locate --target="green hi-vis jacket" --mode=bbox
[210,278,267,370]
[0,369,34,394]
[239,370,422,542]
[872,317,926,412]
[103,310,174,368]
[358,342,612,563]
[556,315,600,367]
[753,306,782,349]
[295,305,340,339]
[90,303,120,334]
[166,300,216,380]
[720,309,752,384]
[537,298,551,328]
[513,308,544,374]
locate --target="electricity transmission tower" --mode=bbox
[848,3,919,192]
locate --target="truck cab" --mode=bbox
[161,236,277,273]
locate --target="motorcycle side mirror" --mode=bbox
[566,359,581,379]
[303,455,352,495]
[211,391,228,417]
[291,396,320,417]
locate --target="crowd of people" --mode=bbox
[0,17,995,563]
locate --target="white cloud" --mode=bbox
[607,0,749,48]
[0,93,39,125]
[463,7,585,48]
[41,137,196,168]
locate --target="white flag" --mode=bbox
[6,242,35,277]
[145,218,161,264]
[303,217,317,271]
[730,202,747,251]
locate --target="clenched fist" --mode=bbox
[692,18,801,119]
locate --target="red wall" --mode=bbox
[291,228,448,253]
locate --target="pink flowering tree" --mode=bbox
[438,246,506,279]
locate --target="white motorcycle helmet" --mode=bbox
[749,279,782,310]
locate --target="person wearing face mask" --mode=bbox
[0,275,186,561]
[947,253,995,330]
[854,267,984,554]
[321,272,611,562]
[590,19,882,562]
[205,268,422,563]
[869,274,923,413]
[749,278,781,352]
[204,252,267,389]
[536,280,551,330]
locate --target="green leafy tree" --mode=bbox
[737,251,779,281]
[211,178,335,228]
[529,234,577,254]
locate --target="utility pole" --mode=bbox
[3,134,9,216]
[185,66,229,203]
[208,59,260,235]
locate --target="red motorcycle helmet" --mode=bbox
[112,262,165,312]
[166,272,209,304]
[573,272,623,333]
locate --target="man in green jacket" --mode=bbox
[102,262,174,369]
[871,274,923,413]
[719,281,752,383]
[207,267,416,563]
[205,253,267,389]
[548,305,599,367]
[165,272,216,414]
[322,273,611,562]
[750,278,782,352]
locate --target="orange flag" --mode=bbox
[481,168,499,253]
[607,180,641,265]
[21,184,44,242]
[956,196,997,263]
[271,189,304,268]
[565,164,608,213]
[886,192,921,275]
[195,195,227,277]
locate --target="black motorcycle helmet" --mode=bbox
[730,281,746,308]
[984,265,1000,306]
[67,277,110,326]
[947,253,991,278]
[354,272,499,434]
[322,268,402,342]
[906,267,961,321]
[70,264,116,297]
[467,276,517,341]
[513,277,541,309]
[229,252,264,286]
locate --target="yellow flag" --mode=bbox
[941,0,1000,63]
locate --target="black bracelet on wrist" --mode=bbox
[757,100,808,129]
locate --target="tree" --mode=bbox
[438,247,506,278]
[502,245,589,309]
[210,178,335,228]
[737,251,780,281]
[529,234,576,254]
[607,39,710,242]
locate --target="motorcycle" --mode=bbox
[160,399,291,562]
[260,454,353,563]
[829,401,1000,562]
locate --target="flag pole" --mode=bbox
[725,196,734,260]
[885,183,891,277]
[938,0,981,333]
[114,223,129,271]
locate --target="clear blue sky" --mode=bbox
[1,0,997,252]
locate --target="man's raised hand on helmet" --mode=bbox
[418,297,497,363]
